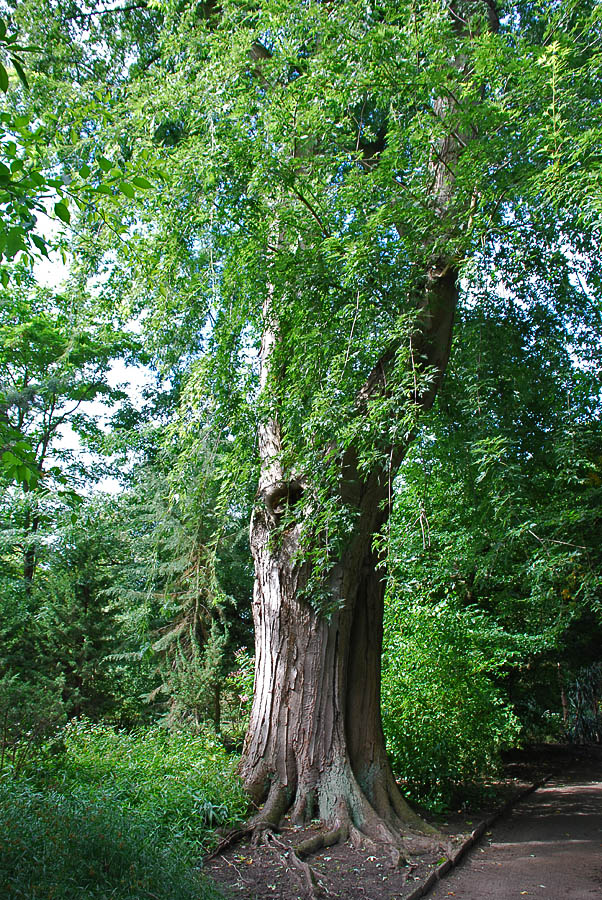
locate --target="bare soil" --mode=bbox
[203,744,592,900]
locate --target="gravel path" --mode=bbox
[429,757,602,900]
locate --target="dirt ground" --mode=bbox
[203,745,597,900]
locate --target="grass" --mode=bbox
[0,720,248,900]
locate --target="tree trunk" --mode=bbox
[241,500,428,852]
[239,268,458,851]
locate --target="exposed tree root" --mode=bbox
[239,758,449,870]
[248,781,290,845]
[295,824,349,860]
[205,825,254,861]
[262,830,326,899]
[209,757,451,900]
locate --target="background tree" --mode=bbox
[381,235,602,803]
[119,432,255,732]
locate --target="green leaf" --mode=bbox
[21,465,33,483]
[11,57,29,90]
[54,202,71,224]
[10,45,43,53]
[132,175,152,189]
[118,181,135,199]
[6,227,25,258]
[0,62,8,92]
[31,234,49,256]
[78,164,91,178]
[97,156,112,172]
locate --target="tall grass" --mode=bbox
[0,721,248,900]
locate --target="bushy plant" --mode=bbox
[0,778,222,900]
[221,648,255,746]
[34,720,248,858]
[382,599,520,810]
[0,674,65,775]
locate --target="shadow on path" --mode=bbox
[429,755,602,900]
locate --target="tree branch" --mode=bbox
[291,187,331,237]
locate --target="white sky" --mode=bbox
[34,231,154,495]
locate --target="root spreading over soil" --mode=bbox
[204,745,583,900]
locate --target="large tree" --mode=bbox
[10,0,602,859]
[237,2,492,850]
[177,0,598,852]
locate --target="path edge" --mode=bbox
[405,775,554,900]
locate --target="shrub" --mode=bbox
[382,599,520,810]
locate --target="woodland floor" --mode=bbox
[203,745,600,900]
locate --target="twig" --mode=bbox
[292,187,331,237]
[527,529,586,550]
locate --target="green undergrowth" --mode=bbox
[382,600,520,811]
[41,720,248,857]
[0,720,248,900]
[0,779,220,900]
